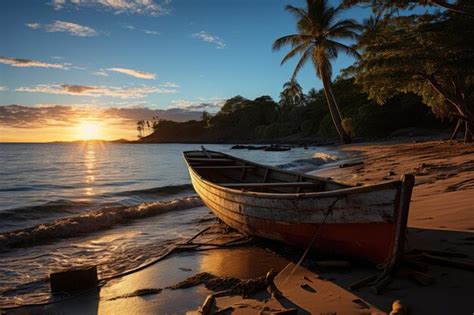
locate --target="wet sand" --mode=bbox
[8,139,474,314]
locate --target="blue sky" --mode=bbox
[0,0,372,109]
[1,0,380,141]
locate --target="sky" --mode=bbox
[0,0,372,142]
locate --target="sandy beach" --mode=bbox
[7,139,474,315]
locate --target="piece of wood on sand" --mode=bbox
[339,161,364,168]
[213,262,385,314]
[200,294,215,315]
[408,270,435,286]
[50,266,98,293]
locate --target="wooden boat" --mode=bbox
[183,149,415,265]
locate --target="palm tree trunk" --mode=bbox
[328,85,343,121]
[321,76,351,143]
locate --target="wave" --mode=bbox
[111,183,193,197]
[0,200,92,222]
[0,184,195,222]
[277,152,338,172]
[0,196,204,252]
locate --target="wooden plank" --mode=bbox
[187,158,234,162]
[220,182,319,188]
[193,165,256,169]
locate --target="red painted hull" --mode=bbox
[209,200,395,264]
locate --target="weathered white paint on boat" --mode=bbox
[190,171,398,224]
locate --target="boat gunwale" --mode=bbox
[183,150,403,199]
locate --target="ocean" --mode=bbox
[0,142,338,308]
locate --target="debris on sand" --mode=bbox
[107,288,163,301]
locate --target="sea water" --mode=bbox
[0,142,338,307]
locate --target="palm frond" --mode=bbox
[291,47,313,80]
[280,41,311,65]
[272,34,313,51]
[327,40,361,59]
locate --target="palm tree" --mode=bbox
[273,0,361,143]
[280,79,304,107]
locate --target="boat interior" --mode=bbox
[184,149,353,194]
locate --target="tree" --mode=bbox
[136,120,147,138]
[220,96,248,114]
[273,0,361,143]
[146,120,151,134]
[349,13,474,141]
[343,0,474,18]
[201,111,212,127]
[151,116,160,131]
[280,79,304,107]
[136,125,143,138]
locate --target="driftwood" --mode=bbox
[339,161,364,168]
[401,257,429,272]
[421,253,474,271]
[412,248,469,258]
[200,294,215,315]
[107,288,162,301]
[408,271,435,286]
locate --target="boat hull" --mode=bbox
[184,150,414,265]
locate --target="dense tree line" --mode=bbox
[140,78,442,143]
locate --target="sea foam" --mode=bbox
[0,196,203,251]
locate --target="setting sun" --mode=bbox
[76,121,102,140]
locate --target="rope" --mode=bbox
[281,197,339,286]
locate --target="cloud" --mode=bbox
[107,67,156,79]
[51,0,172,16]
[143,29,160,35]
[192,31,225,49]
[170,98,225,112]
[0,103,203,129]
[51,56,64,60]
[93,70,109,77]
[0,104,90,128]
[0,56,68,69]
[0,86,8,91]
[25,23,40,29]
[103,107,202,122]
[16,83,177,99]
[160,82,179,88]
[27,20,98,37]
[123,24,160,36]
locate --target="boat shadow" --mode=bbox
[325,227,474,314]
